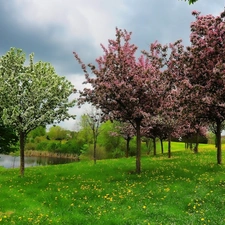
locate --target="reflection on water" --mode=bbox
[0,154,77,169]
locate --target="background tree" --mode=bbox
[84,107,103,164]
[74,28,165,173]
[77,114,93,144]
[0,48,76,176]
[47,126,68,142]
[109,121,135,158]
[27,126,46,142]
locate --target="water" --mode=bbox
[0,154,77,169]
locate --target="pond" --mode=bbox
[0,154,77,169]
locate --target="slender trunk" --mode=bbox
[160,138,164,154]
[194,132,199,154]
[190,141,193,150]
[168,134,171,158]
[146,139,150,155]
[20,132,26,176]
[93,136,97,164]
[153,138,156,156]
[216,120,222,164]
[135,119,141,174]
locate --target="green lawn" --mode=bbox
[0,143,224,224]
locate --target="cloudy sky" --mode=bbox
[0,0,224,130]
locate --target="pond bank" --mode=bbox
[24,150,80,160]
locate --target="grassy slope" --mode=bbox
[0,143,225,225]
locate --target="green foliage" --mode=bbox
[0,119,18,153]
[0,145,224,224]
[182,0,198,4]
[98,121,122,152]
[60,140,82,154]
[80,144,109,160]
[77,114,94,144]
[36,141,49,151]
[27,126,46,141]
[47,126,68,141]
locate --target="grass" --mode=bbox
[0,143,225,224]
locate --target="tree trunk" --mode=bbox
[20,132,26,176]
[125,138,131,158]
[168,134,171,158]
[93,137,97,164]
[216,120,222,164]
[160,138,164,154]
[146,139,150,155]
[153,137,156,156]
[135,119,141,174]
[194,132,199,154]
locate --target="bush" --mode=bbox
[47,142,61,152]
[60,140,82,154]
[25,142,36,150]
[36,141,49,151]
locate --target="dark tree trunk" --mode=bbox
[160,138,164,154]
[146,139,150,155]
[20,132,26,176]
[168,134,171,158]
[216,120,222,164]
[135,119,141,174]
[153,137,156,156]
[194,132,199,154]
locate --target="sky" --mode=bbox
[0,0,224,131]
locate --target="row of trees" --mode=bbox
[74,10,225,173]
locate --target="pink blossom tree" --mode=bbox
[179,10,225,164]
[74,28,164,173]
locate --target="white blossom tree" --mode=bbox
[0,48,76,176]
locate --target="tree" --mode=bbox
[0,48,76,176]
[74,28,164,173]
[78,114,93,144]
[84,107,103,164]
[178,10,225,164]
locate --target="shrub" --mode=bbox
[60,140,82,154]
[36,141,49,151]
[25,142,36,150]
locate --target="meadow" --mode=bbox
[0,142,224,225]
